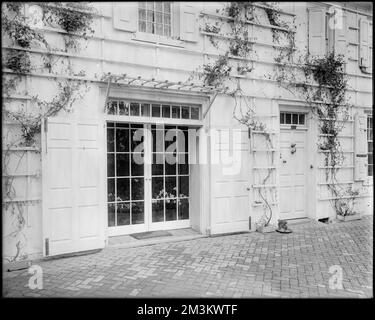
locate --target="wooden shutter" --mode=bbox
[42,117,105,256]
[354,113,368,181]
[334,14,348,62]
[179,3,199,42]
[308,8,326,57]
[113,2,137,32]
[359,18,370,68]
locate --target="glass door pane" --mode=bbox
[107,123,146,227]
[151,125,189,223]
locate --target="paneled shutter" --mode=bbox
[334,14,348,63]
[179,3,199,42]
[359,18,370,68]
[113,2,138,32]
[42,117,105,256]
[354,113,368,181]
[308,8,326,57]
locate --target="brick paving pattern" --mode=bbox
[3,216,373,298]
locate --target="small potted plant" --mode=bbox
[336,188,361,222]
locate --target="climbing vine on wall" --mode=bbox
[190,2,294,229]
[2,2,94,262]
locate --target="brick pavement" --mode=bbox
[2,216,373,298]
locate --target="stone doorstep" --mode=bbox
[107,233,207,249]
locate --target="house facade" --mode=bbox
[2,2,373,262]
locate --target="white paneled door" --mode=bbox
[279,128,308,219]
[42,117,106,257]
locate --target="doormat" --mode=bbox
[130,230,172,240]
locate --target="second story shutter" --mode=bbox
[113,2,137,32]
[359,18,370,68]
[354,113,368,181]
[334,14,348,63]
[179,3,199,42]
[308,7,326,57]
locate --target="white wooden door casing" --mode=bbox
[42,117,105,256]
[279,129,308,220]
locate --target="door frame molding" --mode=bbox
[278,105,317,220]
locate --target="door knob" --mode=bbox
[246,187,251,191]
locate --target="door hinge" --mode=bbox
[249,216,251,230]
[45,238,49,256]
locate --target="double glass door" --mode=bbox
[107,122,190,236]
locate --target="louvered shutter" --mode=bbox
[334,14,348,63]
[113,2,138,32]
[308,8,326,57]
[354,113,368,181]
[179,3,199,42]
[359,18,370,68]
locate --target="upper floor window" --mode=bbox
[367,115,373,176]
[138,2,172,37]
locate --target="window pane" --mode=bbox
[139,20,146,32]
[164,13,171,25]
[116,153,130,177]
[165,153,177,175]
[162,104,170,118]
[107,178,115,202]
[141,103,150,116]
[191,107,200,119]
[178,198,189,220]
[108,203,116,227]
[155,23,163,35]
[177,129,188,153]
[280,113,284,124]
[182,106,190,119]
[139,9,146,20]
[292,114,298,124]
[108,101,117,114]
[116,128,129,152]
[131,127,144,152]
[172,106,180,118]
[179,176,189,197]
[117,178,130,201]
[152,129,164,152]
[155,12,163,23]
[165,176,177,198]
[164,2,171,13]
[155,2,163,11]
[131,153,144,176]
[165,200,177,221]
[139,2,146,9]
[131,178,144,200]
[152,153,164,175]
[131,202,144,224]
[178,154,189,175]
[117,202,130,226]
[107,128,114,152]
[299,114,305,125]
[118,101,129,116]
[147,10,154,21]
[107,153,115,177]
[146,22,153,33]
[147,2,154,10]
[152,176,164,198]
[164,24,171,37]
[152,199,164,222]
[130,102,140,116]
[152,104,160,117]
